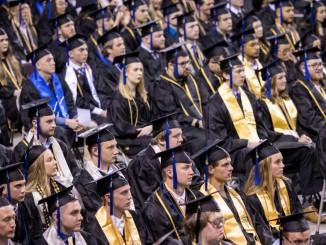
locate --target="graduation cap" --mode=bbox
[220,53,243,88]
[293,47,320,81]
[161,1,181,30]
[113,51,140,85]
[27,145,48,170]
[176,11,196,41]
[89,7,113,33]
[138,20,162,50]
[191,139,228,191]
[21,97,52,140]
[75,0,97,8]
[257,60,285,98]
[272,0,294,24]
[269,212,310,233]
[38,185,77,240]
[89,167,128,215]
[201,38,228,60]
[160,43,187,78]
[231,28,256,60]
[60,33,87,51]
[210,2,229,33]
[0,196,10,208]
[124,0,148,20]
[97,27,121,46]
[183,193,220,244]
[78,123,114,169]
[26,46,52,64]
[151,112,181,139]
[294,28,320,50]
[155,143,191,189]
[265,32,289,58]
[51,13,74,45]
[5,0,22,7]
[0,162,24,202]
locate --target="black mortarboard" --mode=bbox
[138,20,162,37]
[21,97,53,139]
[0,162,24,202]
[269,212,310,233]
[220,53,243,88]
[162,2,180,17]
[155,143,192,169]
[124,0,147,19]
[161,43,187,78]
[0,28,6,36]
[202,39,228,60]
[151,113,181,138]
[27,145,47,168]
[293,47,320,81]
[272,0,294,8]
[210,2,228,18]
[231,28,256,44]
[6,0,22,7]
[176,11,196,41]
[75,0,97,8]
[0,197,10,207]
[60,33,87,51]
[51,13,74,28]
[113,51,140,84]
[38,185,76,214]
[97,27,121,45]
[90,7,113,21]
[26,46,52,64]
[78,123,114,168]
[266,33,289,58]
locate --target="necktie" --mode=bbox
[78,67,86,76]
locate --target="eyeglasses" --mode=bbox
[307,62,323,69]
[177,60,191,67]
[283,236,312,245]
[208,217,224,229]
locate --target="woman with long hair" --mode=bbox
[310,1,326,50]
[24,145,61,230]
[0,28,24,133]
[244,143,303,240]
[108,53,152,157]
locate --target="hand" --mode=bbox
[191,119,198,127]
[13,89,21,97]
[100,110,107,118]
[65,119,84,132]
[198,120,204,128]
[298,134,312,144]
[247,140,262,149]
[137,125,153,137]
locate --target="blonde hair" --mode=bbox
[261,72,290,103]
[26,151,52,197]
[185,211,213,242]
[0,29,23,87]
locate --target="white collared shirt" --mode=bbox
[112,215,125,235]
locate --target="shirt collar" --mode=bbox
[69,60,85,70]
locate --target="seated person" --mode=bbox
[0,196,16,245]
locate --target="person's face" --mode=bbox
[202,212,224,243]
[151,0,162,9]
[0,205,15,240]
[20,3,31,23]
[306,58,324,81]
[218,13,233,33]
[274,72,287,92]
[284,230,311,245]
[0,33,9,54]
[101,18,114,31]
[152,31,165,50]
[176,163,194,187]
[59,21,76,39]
[199,0,214,16]
[70,43,88,65]
[109,37,126,58]
[9,180,26,203]
[209,157,233,183]
[244,39,260,59]
[169,128,183,148]
[230,0,244,8]
[232,65,245,87]
[55,0,67,15]
[270,152,284,178]
[43,149,58,177]
[100,139,119,166]
[126,62,144,85]
[36,54,56,75]
[278,6,294,23]
[134,4,150,23]
[40,114,56,138]
[277,44,292,61]
[316,5,326,23]
[174,55,191,77]
[184,21,200,41]
[208,55,224,74]
[113,184,132,212]
[252,20,263,39]
[168,11,182,27]
[59,201,83,234]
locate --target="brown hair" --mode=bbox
[185,211,213,242]
[261,71,290,103]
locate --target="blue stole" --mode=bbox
[165,27,178,38]
[29,71,70,118]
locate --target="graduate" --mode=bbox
[108,52,153,157]
[138,20,166,85]
[227,0,246,33]
[91,168,146,244]
[0,162,45,245]
[257,0,277,30]
[0,196,16,245]
[194,141,274,244]
[38,185,91,244]
[142,144,199,245]
[151,44,208,155]
[161,1,182,47]
[244,143,306,239]
[73,124,119,215]
[59,34,107,125]
[127,113,183,211]
[194,0,214,37]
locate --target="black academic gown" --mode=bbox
[107,92,152,157]
[14,201,47,245]
[0,102,10,146]
[151,73,208,155]
[87,30,104,70]
[246,179,303,240]
[47,40,68,74]
[142,183,199,245]
[258,5,276,32]
[120,23,141,52]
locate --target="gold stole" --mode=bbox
[271,24,300,51]
[256,179,291,230]
[161,75,203,117]
[242,57,264,98]
[1,61,20,89]
[95,207,142,245]
[185,44,205,70]
[297,80,326,119]
[263,98,297,133]
[200,183,261,245]
[200,67,216,94]
[218,83,260,140]
[260,40,270,55]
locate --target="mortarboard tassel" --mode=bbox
[309,5,315,26]
[55,20,60,47]
[229,60,233,89]
[183,18,187,42]
[172,151,178,189]
[195,207,201,245]
[150,32,153,51]
[56,197,63,238]
[165,119,170,150]
[266,69,271,98]
[96,49,109,65]
[35,0,45,15]
[213,12,217,34]
[6,171,11,203]
[97,133,101,169]
[204,157,208,191]
[279,1,284,25]
[101,9,105,34]
[48,0,53,21]
[109,175,114,215]
[241,15,245,61]
[304,49,311,81]
[123,64,127,85]
[174,48,179,78]
[36,107,40,140]
[254,150,260,186]
[274,38,279,58]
